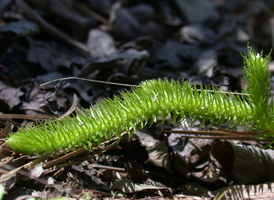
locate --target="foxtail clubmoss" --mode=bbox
[5,46,274,154]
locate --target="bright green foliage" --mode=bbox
[243,47,271,124]
[5,46,274,154]
[242,47,274,144]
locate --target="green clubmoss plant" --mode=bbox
[5,46,274,155]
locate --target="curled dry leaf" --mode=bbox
[211,141,274,184]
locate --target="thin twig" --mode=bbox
[163,129,269,141]
[39,77,137,88]
[177,135,270,140]
[163,129,258,136]
[43,132,128,169]
[16,0,89,56]
[39,77,250,96]
[74,2,110,26]
[0,114,56,120]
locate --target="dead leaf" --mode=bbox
[212,182,274,200]
[211,141,274,184]
[136,130,172,173]
[0,81,24,111]
[0,122,13,138]
[0,20,39,37]
[113,179,172,195]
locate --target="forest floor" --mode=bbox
[1,0,274,199]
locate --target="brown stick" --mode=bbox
[16,0,89,56]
